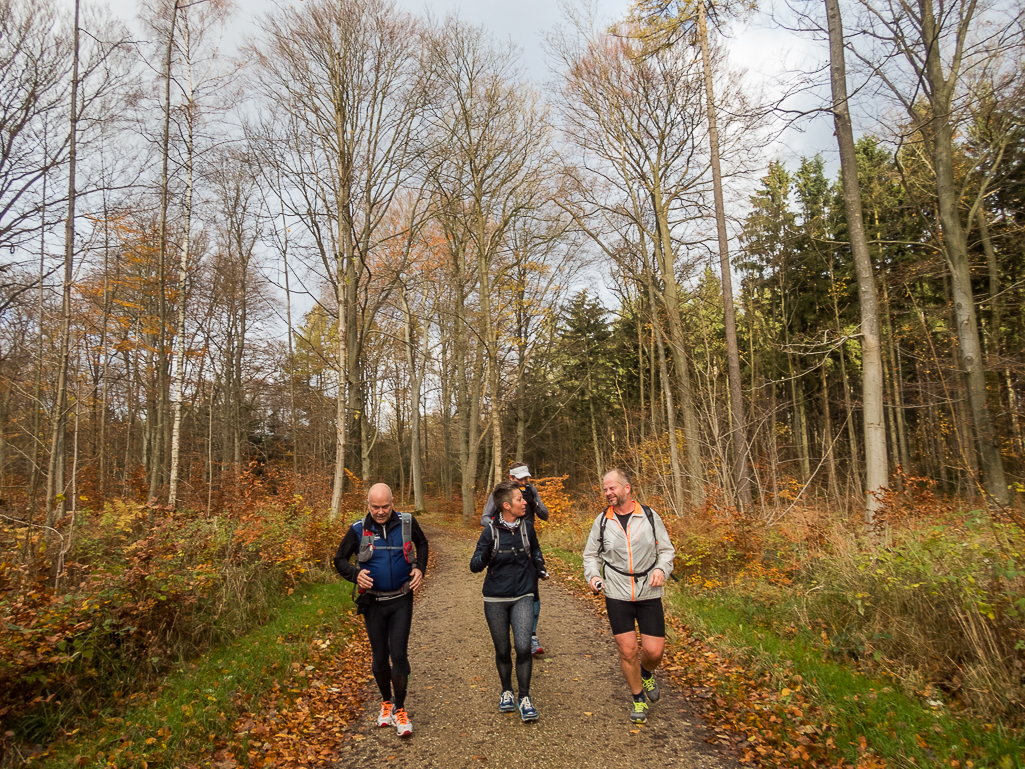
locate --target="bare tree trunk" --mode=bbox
[477,236,504,489]
[915,0,1008,505]
[786,347,812,482]
[820,356,839,498]
[696,0,752,511]
[97,180,113,503]
[825,0,888,522]
[652,198,702,510]
[168,28,195,509]
[1005,368,1022,462]
[440,336,453,498]
[45,0,81,531]
[634,295,649,480]
[978,210,1000,350]
[30,170,47,520]
[278,181,299,479]
[401,285,427,511]
[643,267,685,511]
[587,371,603,478]
[149,0,184,508]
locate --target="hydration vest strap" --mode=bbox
[355,513,415,565]
[489,520,530,558]
[401,512,414,564]
[597,504,659,580]
[357,523,376,563]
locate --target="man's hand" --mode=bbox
[649,568,666,588]
[589,576,604,593]
[409,567,424,590]
[356,569,374,590]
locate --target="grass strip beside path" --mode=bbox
[30,581,367,769]
[543,549,1024,769]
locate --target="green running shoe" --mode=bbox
[630,699,649,724]
[642,674,660,702]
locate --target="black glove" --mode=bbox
[480,536,496,564]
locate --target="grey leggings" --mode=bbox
[483,595,534,697]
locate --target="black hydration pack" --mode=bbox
[597,505,659,580]
[488,519,531,560]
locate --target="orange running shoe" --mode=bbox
[394,708,413,737]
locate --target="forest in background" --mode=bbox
[2,0,1022,531]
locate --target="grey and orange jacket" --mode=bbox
[582,502,674,603]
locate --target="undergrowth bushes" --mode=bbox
[804,516,1025,718]
[662,498,1025,726]
[0,498,347,755]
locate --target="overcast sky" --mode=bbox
[92,0,835,169]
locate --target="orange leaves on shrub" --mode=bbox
[530,475,574,537]
[0,499,348,757]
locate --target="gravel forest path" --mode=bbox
[330,524,736,769]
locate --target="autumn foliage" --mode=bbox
[0,487,351,763]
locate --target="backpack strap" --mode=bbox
[356,520,375,563]
[400,512,414,564]
[358,513,416,564]
[490,520,531,558]
[598,504,659,580]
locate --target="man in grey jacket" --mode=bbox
[583,468,675,724]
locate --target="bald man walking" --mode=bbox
[334,484,429,736]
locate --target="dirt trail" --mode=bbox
[331,524,736,769]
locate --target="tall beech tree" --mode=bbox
[554,23,709,511]
[253,0,432,517]
[823,0,887,522]
[630,0,754,511]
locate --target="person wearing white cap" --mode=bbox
[480,462,549,654]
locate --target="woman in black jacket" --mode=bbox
[470,479,547,722]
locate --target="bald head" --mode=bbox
[367,483,394,524]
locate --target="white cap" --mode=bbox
[509,465,531,479]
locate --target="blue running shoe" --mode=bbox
[518,695,539,722]
[499,690,516,712]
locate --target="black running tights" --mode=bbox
[363,592,413,709]
[483,595,533,698]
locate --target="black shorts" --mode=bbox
[604,597,665,637]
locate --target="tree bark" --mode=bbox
[825,0,888,522]
[168,15,195,508]
[695,0,752,511]
[45,0,81,532]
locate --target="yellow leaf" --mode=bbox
[584,712,593,716]
[781,688,791,697]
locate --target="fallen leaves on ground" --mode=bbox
[545,552,873,769]
[204,626,372,768]
[198,541,443,768]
